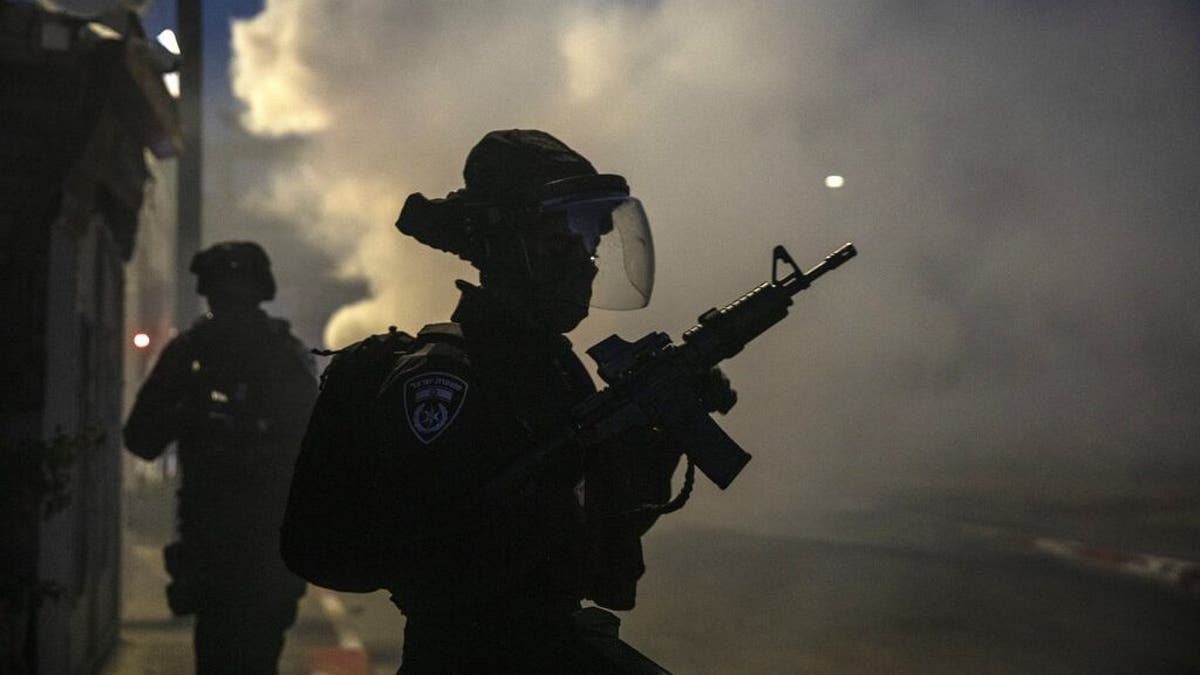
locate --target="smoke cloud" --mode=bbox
[230,1,1200,532]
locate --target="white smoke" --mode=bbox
[230,1,1200,531]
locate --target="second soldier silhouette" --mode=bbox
[125,242,316,674]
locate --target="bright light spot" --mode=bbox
[825,175,845,189]
[163,72,180,98]
[86,22,122,41]
[133,332,151,349]
[157,29,181,55]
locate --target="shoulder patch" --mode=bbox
[403,371,469,444]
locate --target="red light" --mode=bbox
[133,332,151,349]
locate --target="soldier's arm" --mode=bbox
[276,333,320,438]
[123,337,192,460]
[581,426,683,610]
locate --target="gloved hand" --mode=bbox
[694,367,737,415]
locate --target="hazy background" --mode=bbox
[208,0,1200,535]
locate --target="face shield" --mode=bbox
[536,175,655,310]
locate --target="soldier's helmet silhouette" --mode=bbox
[189,241,276,302]
[395,129,655,312]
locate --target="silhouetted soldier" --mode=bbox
[282,130,735,673]
[124,242,316,674]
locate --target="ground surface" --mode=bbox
[105,475,1200,674]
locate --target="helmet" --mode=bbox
[395,130,654,310]
[462,129,598,204]
[189,241,276,302]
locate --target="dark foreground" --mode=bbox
[107,484,1200,674]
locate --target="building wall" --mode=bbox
[36,214,125,674]
[0,5,180,672]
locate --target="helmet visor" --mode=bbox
[541,194,654,310]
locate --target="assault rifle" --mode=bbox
[486,243,856,499]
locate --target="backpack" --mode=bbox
[280,324,467,592]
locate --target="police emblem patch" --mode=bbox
[403,372,469,444]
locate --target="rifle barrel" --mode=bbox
[798,242,856,289]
